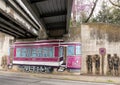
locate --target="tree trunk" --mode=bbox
[85,0,99,23]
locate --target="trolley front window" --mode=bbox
[76,46,81,55]
[67,46,75,56]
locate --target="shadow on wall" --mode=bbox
[86,54,120,76]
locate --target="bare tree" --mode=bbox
[109,0,120,8]
[85,0,99,23]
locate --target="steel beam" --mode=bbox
[0,26,19,38]
[13,0,40,30]
[40,11,67,18]
[5,0,39,31]
[0,9,38,37]
[47,26,66,30]
[0,23,25,37]
[0,17,27,36]
[46,22,65,28]
[30,0,47,4]
[21,0,47,33]
[46,22,66,26]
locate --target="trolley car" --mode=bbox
[10,40,81,73]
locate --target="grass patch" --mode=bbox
[107,80,114,83]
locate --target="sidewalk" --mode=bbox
[0,70,119,84]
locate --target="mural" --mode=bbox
[86,55,93,74]
[107,54,120,76]
[113,54,119,76]
[107,54,113,75]
[94,55,100,74]
[86,53,120,76]
[8,40,81,73]
[1,56,8,69]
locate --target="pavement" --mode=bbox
[0,71,120,84]
[0,74,115,85]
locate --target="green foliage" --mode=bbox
[91,1,120,24]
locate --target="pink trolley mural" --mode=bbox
[9,40,81,73]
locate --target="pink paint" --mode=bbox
[15,39,63,44]
[15,44,58,48]
[99,48,106,56]
[14,48,16,57]
[67,56,81,69]
[55,47,59,57]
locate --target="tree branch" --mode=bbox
[109,0,120,8]
[85,0,99,23]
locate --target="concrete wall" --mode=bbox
[81,23,120,75]
[0,33,13,69]
[63,26,81,42]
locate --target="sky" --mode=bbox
[71,0,112,22]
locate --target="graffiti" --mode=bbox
[86,55,93,74]
[1,56,8,69]
[113,54,119,76]
[86,54,100,74]
[86,53,120,76]
[107,54,120,76]
[107,54,113,75]
[94,54,100,74]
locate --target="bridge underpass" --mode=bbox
[0,0,73,39]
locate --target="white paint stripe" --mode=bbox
[13,61,63,66]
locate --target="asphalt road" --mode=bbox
[0,74,115,85]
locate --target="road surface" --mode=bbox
[0,74,115,85]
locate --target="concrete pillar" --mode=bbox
[81,53,87,74]
[93,62,95,75]
[100,55,102,75]
[104,55,107,75]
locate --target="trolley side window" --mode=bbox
[59,47,63,57]
[31,48,38,57]
[38,48,43,57]
[16,48,21,57]
[67,46,75,56]
[26,48,32,57]
[16,48,29,57]
[48,47,54,58]
[21,48,27,57]
[43,47,48,57]
[16,47,54,58]
[38,47,54,58]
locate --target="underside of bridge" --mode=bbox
[0,0,73,39]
